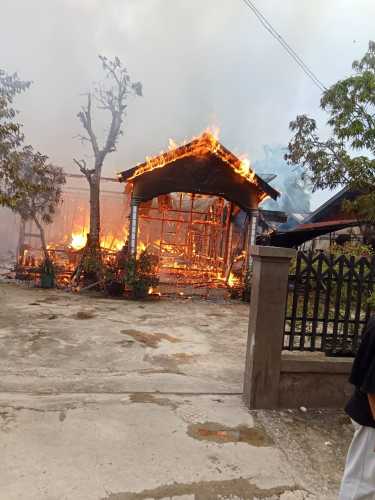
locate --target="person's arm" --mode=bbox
[368,393,375,420]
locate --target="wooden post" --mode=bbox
[243,245,296,409]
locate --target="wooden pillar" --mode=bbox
[243,245,296,409]
[223,202,233,272]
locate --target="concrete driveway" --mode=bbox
[0,283,348,499]
[0,283,249,394]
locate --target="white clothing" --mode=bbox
[339,421,375,500]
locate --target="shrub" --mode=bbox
[122,250,159,299]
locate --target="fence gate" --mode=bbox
[284,251,375,355]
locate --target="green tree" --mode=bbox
[2,147,66,262]
[0,69,65,264]
[286,41,375,221]
[0,69,31,206]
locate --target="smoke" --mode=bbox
[0,0,374,255]
[255,145,311,216]
[1,0,374,179]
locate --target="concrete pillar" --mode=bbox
[244,209,259,273]
[249,209,258,247]
[243,245,296,409]
[129,195,141,256]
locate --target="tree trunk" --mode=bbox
[89,177,101,250]
[33,216,49,263]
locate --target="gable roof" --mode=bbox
[117,133,279,203]
[302,186,360,224]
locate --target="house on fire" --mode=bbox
[14,132,281,287]
[117,132,280,284]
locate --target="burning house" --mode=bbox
[117,131,279,288]
[14,131,279,291]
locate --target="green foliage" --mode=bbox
[3,147,66,222]
[286,41,375,221]
[368,291,375,311]
[0,69,65,262]
[82,253,102,275]
[2,147,66,261]
[330,241,374,258]
[0,69,31,206]
[122,251,159,299]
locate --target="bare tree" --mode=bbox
[74,56,142,255]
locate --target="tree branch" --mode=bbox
[73,158,95,181]
[77,93,100,162]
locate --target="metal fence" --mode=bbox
[284,251,375,355]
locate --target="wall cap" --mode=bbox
[281,352,352,374]
[250,245,296,260]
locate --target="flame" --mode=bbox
[101,234,125,251]
[148,286,161,297]
[137,241,147,256]
[71,231,87,250]
[259,192,271,203]
[127,127,257,187]
[70,229,128,252]
[227,272,239,288]
[168,138,178,150]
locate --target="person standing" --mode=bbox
[339,316,375,499]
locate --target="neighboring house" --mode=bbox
[267,187,371,249]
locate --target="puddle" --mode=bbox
[128,393,178,410]
[0,410,16,432]
[75,309,96,320]
[187,421,274,447]
[120,329,180,348]
[145,352,196,372]
[101,477,294,499]
[37,296,62,303]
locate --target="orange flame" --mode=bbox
[71,231,87,250]
[127,127,257,186]
[70,229,128,252]
[227,272,240,288]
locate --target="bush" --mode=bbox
[330,241,374,258]
[122,250,159,299]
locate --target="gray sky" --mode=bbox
[1,0,374,208]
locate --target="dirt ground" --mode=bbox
[0,283,351,499]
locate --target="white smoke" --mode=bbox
[255,145,311,215]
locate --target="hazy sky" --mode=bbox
[1,0,374,208]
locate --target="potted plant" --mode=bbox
[39,258,55,289]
